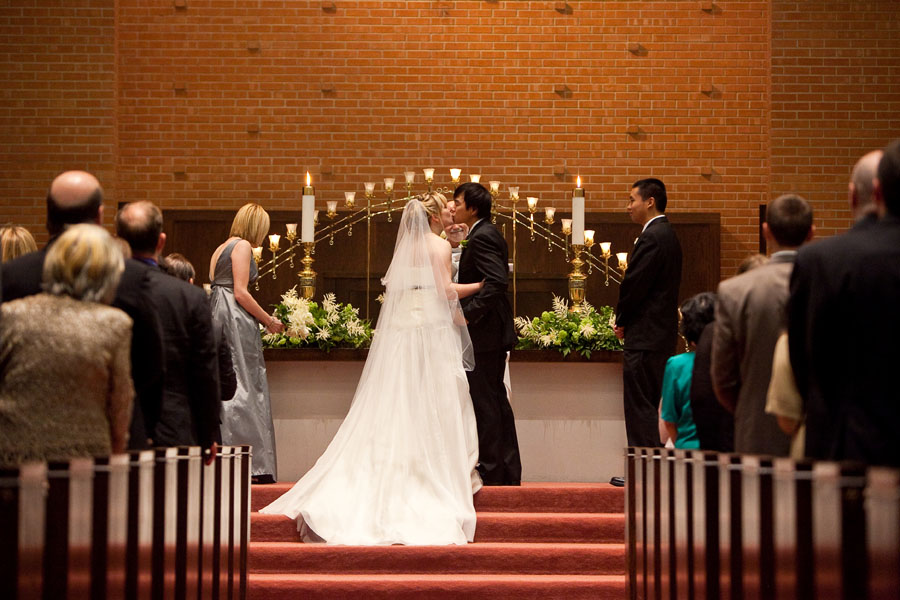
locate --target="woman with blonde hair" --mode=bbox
[209,203,283,483]
[0,224,133,464]
[262,193,484,545]
[0,224,38,262]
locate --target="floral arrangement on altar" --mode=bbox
[514,295,623,357]
[262,287,373,351]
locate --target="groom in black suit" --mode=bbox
[614,179,683,461]
[454,182,522,486]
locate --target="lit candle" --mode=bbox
[526,196,538,212]
[561,218,572,235]
[600,241,611,257]
[302,172,315,243]
[285,223,297,240]
[344,191,356,208]
[572,175,585,245]
[469,174,481,183]
[384,177,395,192]
[450,168,462,182]
[616,252,629,270]
[251,246,263,262]
[423,168,435,182]
[364,181,375,196]
[489,180,500,194]
[508,186,519,201]
[583,229,595,247]
[268,233,280,252]
[404,171,415,184]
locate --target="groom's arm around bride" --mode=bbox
[453,182,522,486]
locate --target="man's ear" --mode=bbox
[806,224,816,242]
[156,232,167,255]
[762,222,775,243]
[873,178,887,216]
[96,204,104,225]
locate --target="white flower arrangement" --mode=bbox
[262,287,373,350]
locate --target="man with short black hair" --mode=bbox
[613,178,683,478]
[712,193,814,456]
[453,182,521,486]
[789,140,900,465]
[117,201,220,462]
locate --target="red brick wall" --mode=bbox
[2,1,898,278]
[0,0,117,243]
[771,1,900,238]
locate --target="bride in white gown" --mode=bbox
[260,193,484,545]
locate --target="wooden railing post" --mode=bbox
[812,462,867,599]
[625,447,637,600]
[740,456,774,600]
[634,448,648,600]
[236,445,252,600]
[125,450,154,600]
[43,458,95,600]
[0,463,47,600]
[152,447,179,600]
[866,467,900,600]
[691,451,720,600]
[718,453,743,600]
[773,458,814,600]
[658,448,676,600]
[673,449,693,600]
[91,453,130,599]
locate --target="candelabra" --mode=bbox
[253,169,627,318]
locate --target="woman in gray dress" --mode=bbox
[209,203,284,483]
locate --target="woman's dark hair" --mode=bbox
[679,292,717,345]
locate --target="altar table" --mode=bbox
[265,349,626,483]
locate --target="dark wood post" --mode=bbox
[658,448,676,600]
[691,451,720,600]
[174,446,202,600]
[200,445,220,599]
[125,450,154,600]
[634,448,648,600]
[237,445,252,600]
[0,463,47,600]
[91,453,130,600]
[152,447,179,600]
[43,458,95,600]
[626,447,637,600]
[673,449,693,600]
[740,455,774,600]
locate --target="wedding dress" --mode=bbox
[260,199,482,545]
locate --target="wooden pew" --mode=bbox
[773,458,814,600]
[0,463,47,599]
[866,467,900,600]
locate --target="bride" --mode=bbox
[260,193,484,545]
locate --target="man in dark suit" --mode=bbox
[116,201,220,462]
[0,171,165,449]
[613,179,682,484]
[454,182,521,486]
[789,140,900,466]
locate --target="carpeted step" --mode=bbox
[250,482,622,514]
[249,541,626,575]
[252,512,624,544]
[248,573,626,599]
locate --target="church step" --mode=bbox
[248,573,626,599]
[251,512,624,544]
[251,482,622,514]
[249,541,626,575]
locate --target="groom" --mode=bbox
[453,182,522,486]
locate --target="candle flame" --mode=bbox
[576,175,582,188]
[306,172,311,186]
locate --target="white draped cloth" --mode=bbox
[260,199,481,545]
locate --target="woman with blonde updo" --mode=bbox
[262,192,484,545]
[0,224,134,465]
[209,203,283,483]
[0,224,38,262]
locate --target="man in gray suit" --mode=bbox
[711,194,814,455]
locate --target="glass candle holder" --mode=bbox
[344,191,356,208]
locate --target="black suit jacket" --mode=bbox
[457,219,517,353]
[615,216,683,353]
[788,214,900,465]
[1,246,166,449]
[136,260,221,449]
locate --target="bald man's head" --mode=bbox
[46,170,104,236]
[116,201,164,257]
[849,150,883,220]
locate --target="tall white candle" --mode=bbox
[301,172,315,242]
[572,175,585,245]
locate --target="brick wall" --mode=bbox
[0,0,117,243]
[771,1,900,238]
[2,1,898,278]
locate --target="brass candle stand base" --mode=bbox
[568,244,587,311]
[298,242,316,300]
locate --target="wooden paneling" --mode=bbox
[163,209,720,323]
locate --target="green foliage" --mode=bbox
[514,295,623,357]
[261,288,373,351]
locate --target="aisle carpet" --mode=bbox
[248,482,625,599]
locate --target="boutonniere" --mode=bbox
[459,239,469,249]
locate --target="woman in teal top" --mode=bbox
[660,292,717,449]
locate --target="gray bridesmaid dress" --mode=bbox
[210,239,277,480]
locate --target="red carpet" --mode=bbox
[249,482,625,599]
